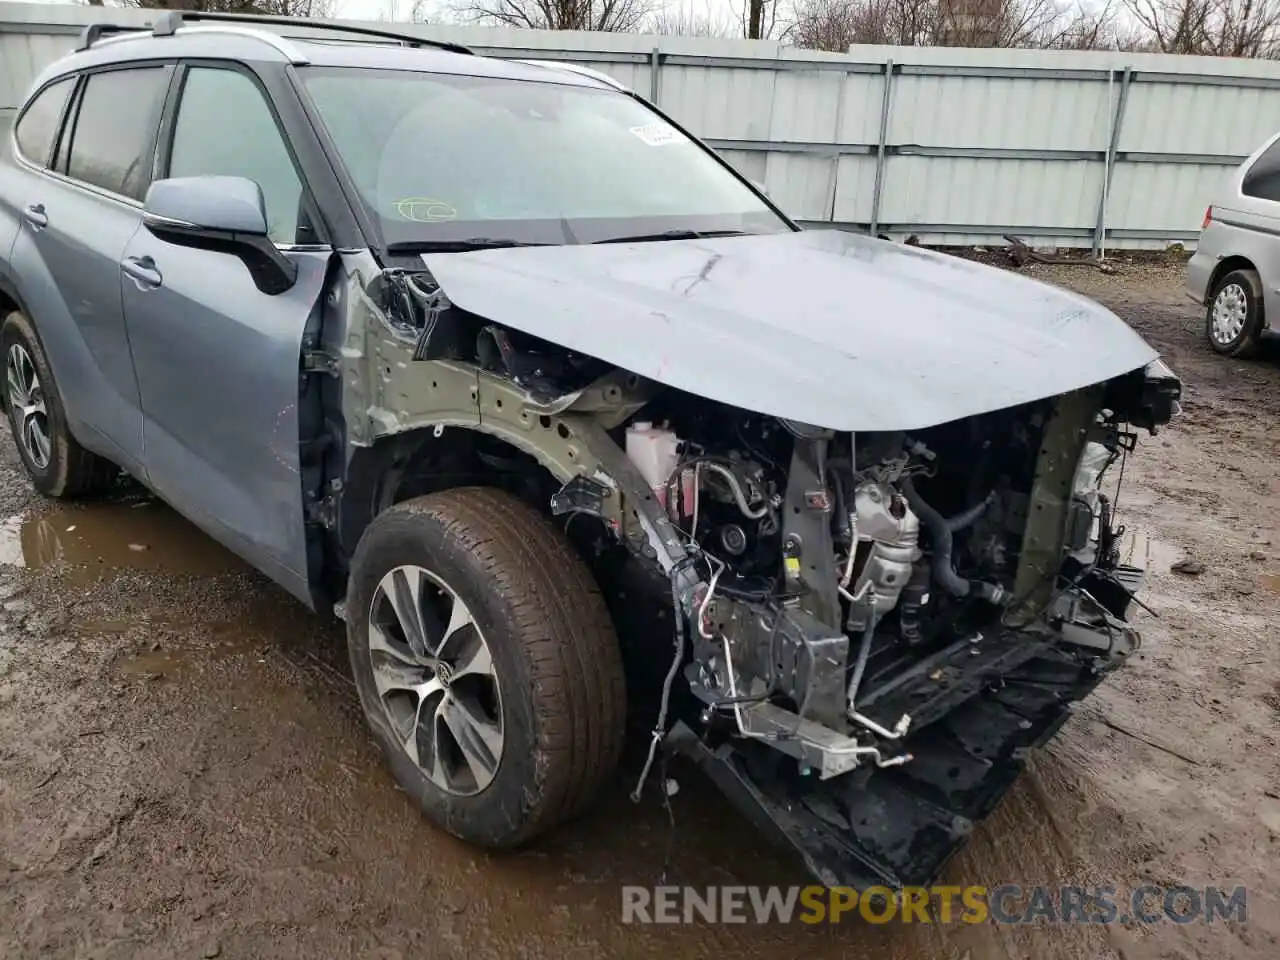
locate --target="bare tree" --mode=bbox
[647,4,736,36]
[739,0,786,38]
[122,0,336,15]
[1046,1,1122,48]
[788,0,867,49]
[789,0,1154,51]
[1123,0,1280,55]
[929,0,1068,47]
[376,0,434,21]
[453,0,654,31]
[1123,0,1213,51]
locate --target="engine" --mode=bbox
[622,409,1022,647]
[624,415,785,588]
[617,396,1107,776]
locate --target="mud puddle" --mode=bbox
[114,647,192,680]
[0,497,246,579]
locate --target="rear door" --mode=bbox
[2,65,171,473]
[1,78,74,291]
[120,61,329,603]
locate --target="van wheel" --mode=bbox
[0,310,117,497]
[346,486,626,848]
[1206,269,1265,358]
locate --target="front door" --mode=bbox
[120,63,329,602]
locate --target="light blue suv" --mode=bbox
[0,11,1181,893]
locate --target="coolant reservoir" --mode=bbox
[626,421,680,509]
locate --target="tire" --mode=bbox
[346,486,627,848]
[1205,268,1265,358]
[0,310,117,497]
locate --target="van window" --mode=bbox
[14,77,74,167]
[1242,138,1280,202]
[65,67,168,200]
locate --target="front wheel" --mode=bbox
[346,486,627,848]
[1205,268,1265,358]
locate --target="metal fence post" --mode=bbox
[1093,66,1132,256]
[649,47,662,104]
[869,59,895,236]
[824,69,851,223]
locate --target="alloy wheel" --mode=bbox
[366,564,504,796]
[6,344,50,470]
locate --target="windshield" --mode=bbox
[298,67,791,248]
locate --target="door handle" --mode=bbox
[121,256,163,289]
[22,204,47,230]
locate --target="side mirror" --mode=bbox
[142,176,298,296]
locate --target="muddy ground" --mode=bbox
[0,260,1277,960]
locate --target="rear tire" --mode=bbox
[1205,268,1265,358]
[0,310,118,497]
[346,486,627,848]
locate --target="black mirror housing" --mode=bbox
[141,176,297,296]
[143,218,298,296]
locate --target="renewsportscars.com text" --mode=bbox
[620,884,1248,925]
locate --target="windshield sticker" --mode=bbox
[629,122,684,147]
[394,198,458,223]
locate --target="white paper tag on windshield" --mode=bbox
[629,122,684,147]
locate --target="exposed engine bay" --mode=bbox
[606,377,1178,886]
[329,244,1183,889]
[612,383,1172,769]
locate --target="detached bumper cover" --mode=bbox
[668,631,1123,890]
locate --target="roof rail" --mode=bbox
[514,60,630,92]
[74,23,148,53]
[152,11,474,56]
[83,18,311,65]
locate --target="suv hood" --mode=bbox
[420,229,1158,431]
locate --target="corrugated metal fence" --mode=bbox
[5,0,1280,249]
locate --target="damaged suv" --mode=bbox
[0,13,1181,888]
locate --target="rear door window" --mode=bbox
[14,77,75,167]
[65,67,169,201]
[1242,137,1280,202]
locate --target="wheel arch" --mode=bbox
[0,276,29,414]
[337,419,599,578]
[1207,255,1261,302]
[0,278,21,318]
[331,408,694,680]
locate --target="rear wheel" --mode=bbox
[0,310,117,497]
[346,486,626,847]
[1205,268,1265,358]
